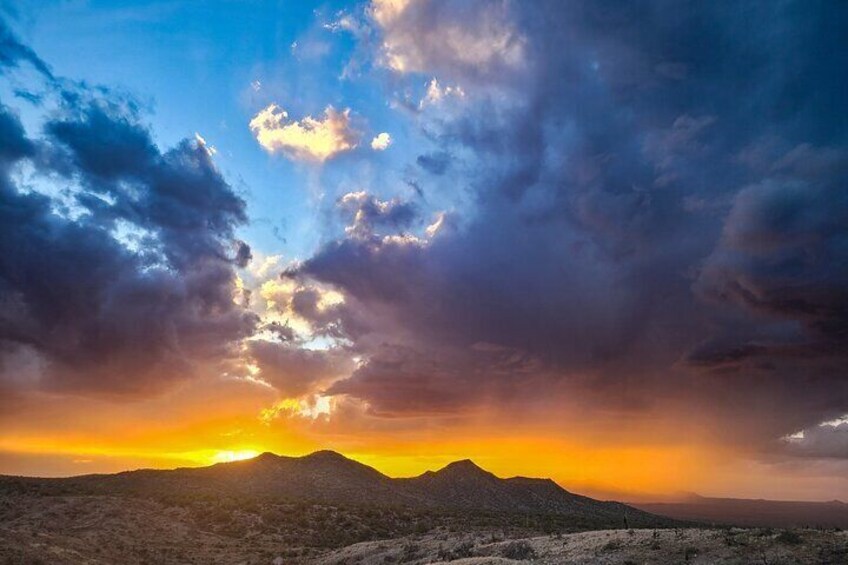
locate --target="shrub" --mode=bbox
[602,539,622,551]
[776,531,802,545]
[501,540,536,560]
[400,542,421,560]
[453,540,475,559]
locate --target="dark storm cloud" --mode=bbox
[234,241,253,269]
[416,151,450,175]
[292,1,848,451]
[248,340,353,398]
[0,103,32,160]
[0,55,256,395]
[45,99,250,270]
[327,342,544,416]
[337,190,418,238]
[783,422,848,459]
[697,149,848,333]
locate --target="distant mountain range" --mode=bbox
[0,450,674,530]
[633,494,848,529]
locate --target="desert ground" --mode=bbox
[318,528,848,565]
[1,493,846,564]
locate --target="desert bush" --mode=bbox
[453,540,475,558]
[649,531,661,550]
[401,542,422,560]
[723,531,744,547]
[776,530,802,545]
[602,539,621,551]
[501,540,536,560]
[683,546,699,561]
[437,540,475,560]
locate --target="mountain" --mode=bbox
[634,494,848,529]
[0,450,674,529]
[5,450,405,507]
[398,459,655,526]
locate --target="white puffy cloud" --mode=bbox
[249,104,359,162]
[370,132,392,150]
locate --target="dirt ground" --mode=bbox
[1,494,846,564]
[317,527,848,565]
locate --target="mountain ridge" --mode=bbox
[0,449,677,530]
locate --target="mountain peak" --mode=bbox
[303,450,349,462]
[445,458,482,470]
[433,459,494,479]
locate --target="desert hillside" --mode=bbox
[1,494,844,565]
[2,452,844,564]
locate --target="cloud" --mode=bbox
[0,104,33,161]
[0,88,256,396]
[327,342,544,416]
[783,417,848,459]
[416,151,451,175]
[249,104,359,162]
[0,19,53,79]
[248,340,354,398]
[369,0,525,78]
[338,191,417,239]
[419,78,465,108]
[695,146,848,359]
[286,0,848,458]
[194,132,217,156]
[4,3,848,481]
[370,132,391,151]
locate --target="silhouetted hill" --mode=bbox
[18,450,406,506]
[0,450,675,529]
[397,459,661,527]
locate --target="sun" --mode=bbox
[210,450,261,464]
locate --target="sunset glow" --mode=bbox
[1,0,847,507]
[210,450,262,464]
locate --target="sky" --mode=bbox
[0,0,847,501]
